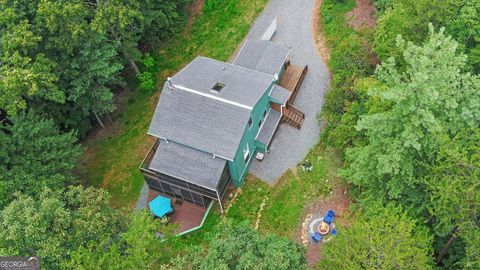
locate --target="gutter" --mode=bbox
[176,200,214,236]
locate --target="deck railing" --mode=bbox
[139,139,160,176]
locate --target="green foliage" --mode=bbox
[320,0,375,152]
[373,0,392,14]
[138,71,156,91]
[0,113,81,208]
[178,221,307,270]
[138,54,158,91]
[0,186,126,269]
[0,0,189,135]
[319,204,434,269]
[342,26,480,211]
[424,128,480,269]
[67,210,166,269]
[374,0,480,71]
[0,17,62,115]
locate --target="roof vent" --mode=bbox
[211,82,225,93]
[167,77,174,92]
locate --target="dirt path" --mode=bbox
[182,0,205,35]
[313,0,330,64]
[347,0,376,30]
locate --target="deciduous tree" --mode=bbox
[342,25,480,211]
[424,128,480,268]
[320,204,433,270]
[0,186,126,269]
[198,222,307,270]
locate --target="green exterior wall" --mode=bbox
[228,82,275,187]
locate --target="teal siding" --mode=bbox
[255,140,267,153]
[229,82,274,186]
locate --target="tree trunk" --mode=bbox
[93,112,105,129]
[107,114,113,124]
[109,27,140,75]
[436,227,459,265]
[128,57,140,74]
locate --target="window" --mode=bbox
[248,117,253,129]
[263,109,267,119]
[211,82,225,93]
[258,119,262,128]
[243,144,250,162]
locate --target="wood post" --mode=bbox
[93,111,105,129]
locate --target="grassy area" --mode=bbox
[224,144,339,239]
[81,0,269,208]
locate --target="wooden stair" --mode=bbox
[282,104,305,129]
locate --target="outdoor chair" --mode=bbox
[331,228,337,236]
[312,232,322,243]
[324,210,335,224]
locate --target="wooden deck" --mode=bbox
[278,61,308,104]
[147,188,207,233]
[278,61,308,129]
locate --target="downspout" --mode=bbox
[216,189,224,213]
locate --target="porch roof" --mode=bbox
[256,109,282,146]
[149,140,226,190]
[269,85,290,104]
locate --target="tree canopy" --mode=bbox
[0,0,188,135]
[0,113,81,208]
[199,222,306,270]
[0,186,126,269]
[424,128,480,268]
[342,25,480,211]
[67,210,165,270]
[374,0,480,72]
[163,221,307,270]
[320,204,434,270]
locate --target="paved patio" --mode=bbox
[247,0,330,183]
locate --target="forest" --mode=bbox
[320,0,480,269]
[0,0,479,269]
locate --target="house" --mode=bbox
[140,40,307,222]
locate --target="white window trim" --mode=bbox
[243,144,250,162]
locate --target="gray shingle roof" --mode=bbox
[171,56,274,108]
[149,140,226,190]
[256,109,282,146]
[233,40,290,76]
[269,85,290,104]
[148,83,251,160]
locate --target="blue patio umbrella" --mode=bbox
[149,195,173,218]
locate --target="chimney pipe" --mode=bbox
[167,77,174,92]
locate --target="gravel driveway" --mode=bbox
[248,0,330,183]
